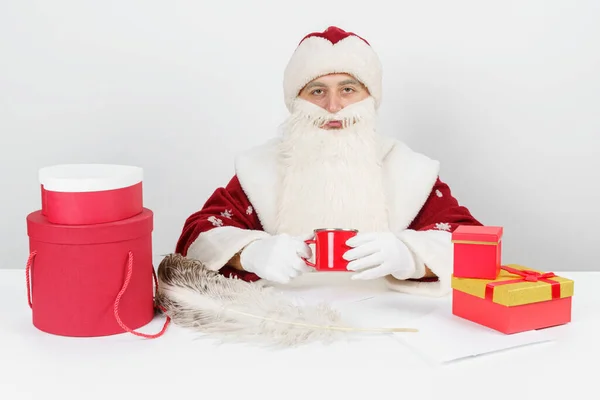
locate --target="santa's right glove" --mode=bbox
[239,233,314,284]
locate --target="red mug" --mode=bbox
[303,228,358,271]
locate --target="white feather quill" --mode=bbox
[155,253,417,347]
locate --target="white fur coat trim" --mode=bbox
[186,226,270,272]
[235,135,440,234]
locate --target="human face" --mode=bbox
[297,73,370,129]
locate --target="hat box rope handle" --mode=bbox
[25,250,171,338]
[113,251,171,338]
[25,251,36,308]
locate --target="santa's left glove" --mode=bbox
[343,232,425,280]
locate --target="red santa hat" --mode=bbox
[283,26,383,112]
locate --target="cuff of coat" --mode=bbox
[186,226,270,271]
[388,228,453,297]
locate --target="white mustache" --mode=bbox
[286,97,376,130]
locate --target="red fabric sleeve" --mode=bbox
[175,175,263,282]
[408,177,483,232]
[406,177,483,282]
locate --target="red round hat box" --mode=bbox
[26,208,156,337]
[39,164,143,225]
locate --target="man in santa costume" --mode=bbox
[175,26,482,297]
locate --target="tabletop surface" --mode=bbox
[1,268,598,400]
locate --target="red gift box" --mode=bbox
[451,225,503,279]
[25,208,157,337]
[451,264,574,334]
[39,164,143,225]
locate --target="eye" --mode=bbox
[311,89,324,95]
[342,87,356,93]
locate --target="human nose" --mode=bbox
[324,94,343,113]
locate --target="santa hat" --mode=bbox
[283,26,383,112]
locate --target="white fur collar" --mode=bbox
[234,135,440,234]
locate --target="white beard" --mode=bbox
[273,97,390,236]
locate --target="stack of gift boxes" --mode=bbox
[450,225,574,334]
[26,164,158,338]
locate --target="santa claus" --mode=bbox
[174,26,481,297]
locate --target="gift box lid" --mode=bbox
[451,264,574,307]
[27,208,153,245]
[39,164,143,192]
[451,225,503,244]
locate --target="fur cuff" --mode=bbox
[186,226,270,271]
[387,229,453,297]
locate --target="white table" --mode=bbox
[1,269,598,400]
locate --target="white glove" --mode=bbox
[239,233,314,284]
[343,232,425,280]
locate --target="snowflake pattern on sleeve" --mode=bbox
[220,209,233,219]
[176,175,264,256]
[175,175,265,283]
[434,222,451,231]
[408,177,482,233]
[207,216,223,227]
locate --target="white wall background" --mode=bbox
[1,0,599,271]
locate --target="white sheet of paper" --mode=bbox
[394,306,557,364]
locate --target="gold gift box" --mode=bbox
[451,264,574,307]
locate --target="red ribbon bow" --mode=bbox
[485,265,561,301]
[502,265,556,282]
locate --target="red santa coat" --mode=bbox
[176,136,482,297]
